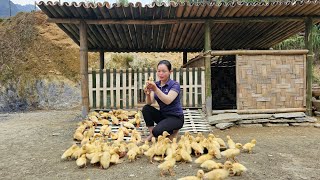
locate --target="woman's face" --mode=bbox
[157,64,171,81]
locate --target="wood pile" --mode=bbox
[312,84,320,116]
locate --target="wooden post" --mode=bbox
[204,21,212,116]
[305,17,314,116]
[100,51,105,69]
[80,21,89,117]
[183,51,187,65]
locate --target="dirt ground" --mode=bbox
[0,110,319,180]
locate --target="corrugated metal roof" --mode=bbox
[37,1,320,52]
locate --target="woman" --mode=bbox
[142,60,184,141]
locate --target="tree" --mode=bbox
[117,0,129,6]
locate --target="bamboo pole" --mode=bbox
[204,21,212,116]
[237,108,306,114]
[209,50,308,56]
[305,17,314,116]
[47,16,320,25]
[80,21,89,117]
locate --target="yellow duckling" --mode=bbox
[76,154,87,168]
[111,115,119,125]
[157,152,177,177]
[100,151,111,169]
[191,141,204,157]
[180,144,193,163]
[61,144,79,160]
[203,161,232,180]
[123,122,135,129]
[243,139,256,153]
[194,150,215,164]
[200,160,223,171]
[72,145,87,159]
[140,140,150,151]
[110,147,121,164]
[226,135,236,149]
[135,116,141,128]
[231,162,247,176]
[178,169,205,180]
[73,130,84,141]
[221,143,242,162]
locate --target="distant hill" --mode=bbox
[0,0,35,18]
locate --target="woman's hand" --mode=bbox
[144,87,151,95]
[146,81,157,92]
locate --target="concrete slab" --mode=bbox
[272,112,306,119]
[208,113,241,125]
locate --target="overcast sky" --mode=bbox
[11,0,151,5]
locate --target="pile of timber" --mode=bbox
[312,84,320,116]
[208,112,320,130]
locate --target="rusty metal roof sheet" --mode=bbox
[37,1,320,52]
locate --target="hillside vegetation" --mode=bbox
[0,11,187,87]
[0,11,319,92]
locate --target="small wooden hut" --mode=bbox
[37,1,320,116]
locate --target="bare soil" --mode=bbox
[0,110,319,180]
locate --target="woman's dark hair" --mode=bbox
[157,60,172,71]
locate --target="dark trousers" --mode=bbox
[142,105,184,137]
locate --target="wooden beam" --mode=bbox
[47,16,320,25]
[99,50,104,69]
[237,108,306,114]
[305,17,314,116]
[204,21,212,116]
[183,51,187,65]
[209,49,309,56]
[80,21,89,117]
[88,48,203,53]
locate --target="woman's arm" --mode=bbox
[154,88,178,105]
[145,89,155,105]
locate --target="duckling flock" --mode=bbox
[61,110,257,180]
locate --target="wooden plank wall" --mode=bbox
[237,54,306,110]
[88,68,205,109]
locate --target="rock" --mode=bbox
[272,112,306,119]
[239,124,263,127]
[215,123,234,130]
[269,118,306,123]
[289,123,315,127]
[306,117,317,123]
[237,119,270,124]
[263,123,289,127]
[314,124,320,128]
[239,114,272,120]
[208,113,241,125]
[0,79,81,112]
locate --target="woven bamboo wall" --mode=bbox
[236,54,306,110]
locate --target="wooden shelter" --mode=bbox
[37,1,320,116]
